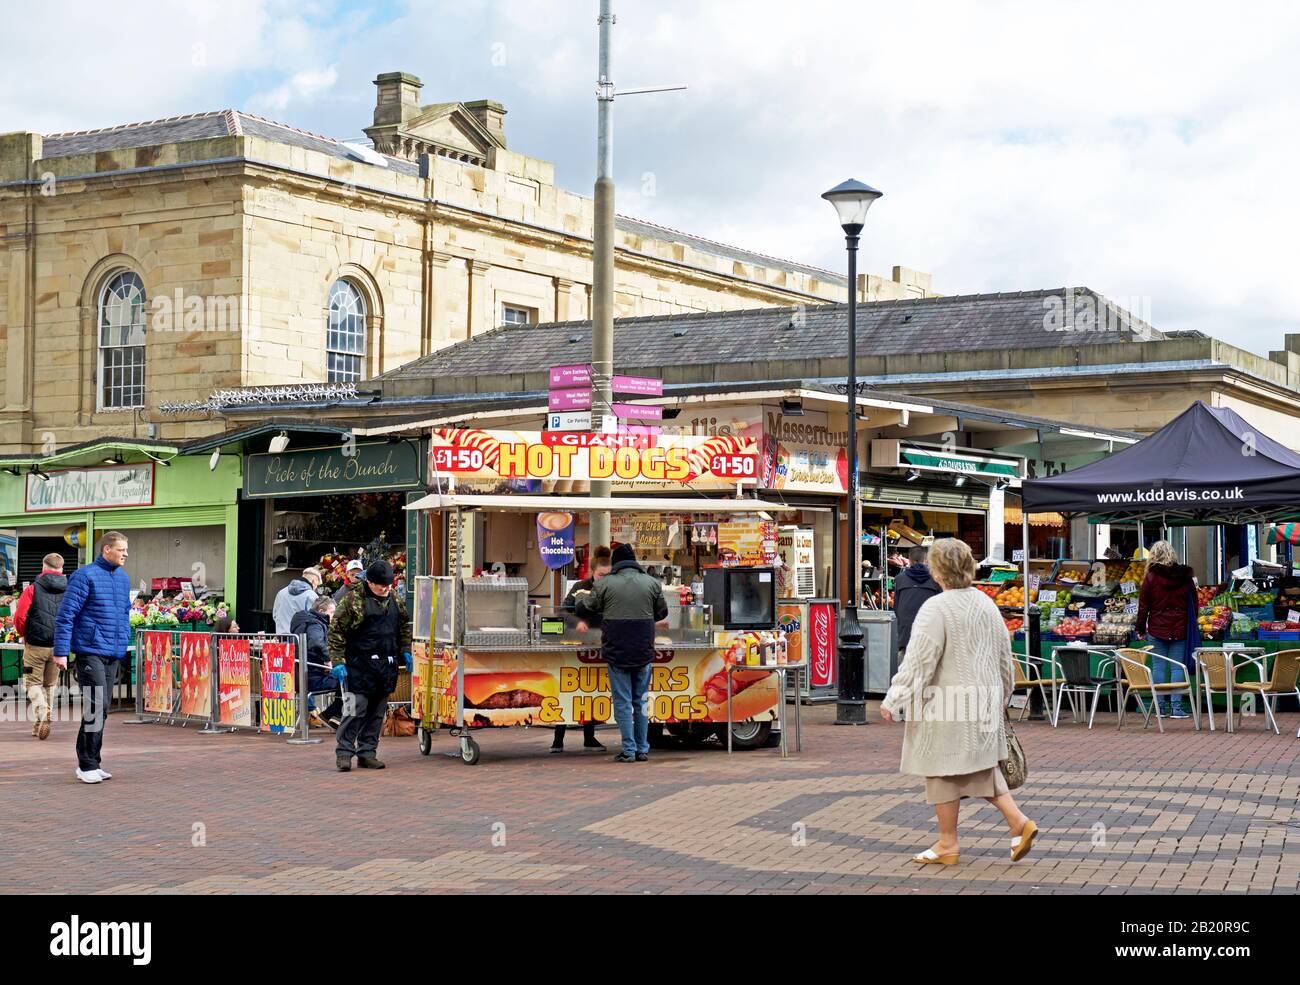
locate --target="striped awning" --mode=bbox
[1268,522,1300,545]
[1004,507,1066,527]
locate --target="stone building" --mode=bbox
[0,70,936,454]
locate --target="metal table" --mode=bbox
[726,661,806,757]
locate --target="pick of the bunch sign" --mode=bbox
[260,642,297,733]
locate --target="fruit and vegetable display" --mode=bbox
[1259,621,1300,633]
[1003,616,1024,633]
[975,583,1001,600]
[995,585,1034,606]
[129,597,230,630]
[1054,616,1097,637]
[1234,592,1276,607]
[1093,601,1138,645]
[1197,605,1232,636]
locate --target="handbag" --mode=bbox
[999,712,1028,790]
[382,705,418,737]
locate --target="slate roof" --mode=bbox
[41,110,421,176]
[36,111,844,284]
[379,287,1165,381]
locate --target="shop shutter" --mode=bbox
[16,537,80,588]
[91,505,230,528]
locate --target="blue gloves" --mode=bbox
[403,651,413,672]
[330,664,348,683]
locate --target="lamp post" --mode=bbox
[822,178,883,726]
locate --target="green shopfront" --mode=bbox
[236,437,428,629]
[0,442,243,685]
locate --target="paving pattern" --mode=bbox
[1,701,1296,894]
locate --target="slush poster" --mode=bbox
[142,631,173,714]
[218,637,252,726]
[536,511,575,569]
[259,641,296,733]
[179,632,212,718]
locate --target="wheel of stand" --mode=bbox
[418,726,432,755]
[461,736,481,765]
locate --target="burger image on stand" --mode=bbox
[462,670,560,727]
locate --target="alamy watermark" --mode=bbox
[1042,288,1152,333]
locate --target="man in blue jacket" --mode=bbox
[53,531,132,784]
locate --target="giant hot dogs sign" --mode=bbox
[428,428,758,492]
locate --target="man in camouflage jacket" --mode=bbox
[327,559,412,771]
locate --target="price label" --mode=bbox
[1288,610,1300,625]
[1121,580,1137,595]
[1081,608,1098,622]
[1038,590,1058,603]
[710,454,757,479]
[1124,602,1138,616]
[431,446,486,472]
[1241,579,1258,594]
[1050,607,1066,620]
[1012,550,1025,563]
[1028,574,1041,593]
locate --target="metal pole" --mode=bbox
[589,0,615,550]
[836,235,866,725]
[287,630,320,745]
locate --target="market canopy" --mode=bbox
[1020,400,1300,524]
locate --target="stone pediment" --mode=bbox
[365,102,500,165]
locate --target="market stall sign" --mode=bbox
[428,427,758,492]
[25,463,154,512]
[244,440,422,497]
[762,408,850,495]
[872,439,1024,480]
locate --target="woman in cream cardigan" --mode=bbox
[880,538,1039,865]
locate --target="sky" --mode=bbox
[3,0,1298,354]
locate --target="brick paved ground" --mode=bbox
[1,701,1297,895]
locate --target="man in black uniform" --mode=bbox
[327,560,411,771]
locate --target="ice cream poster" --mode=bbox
[142,631,174,714]
[217,637,252,727]
[179,632,212,718]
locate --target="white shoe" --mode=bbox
[95,768,113,780]
[76,769,104,784]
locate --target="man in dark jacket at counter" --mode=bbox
[894,547,942,652]
[576,543,668,763]
[327,560,411,771]
[291,595,343,729]
[53,532,132,784]
[552,546,612,754]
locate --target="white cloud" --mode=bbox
[249,66,340,114]
[4,0,1298,353]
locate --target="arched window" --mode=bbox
[98,271,147,409]
[326,279,367,382]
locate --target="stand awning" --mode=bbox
[403,493,800,514]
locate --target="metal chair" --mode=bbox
[1194,647,1234,732]
[1233,649,1300,735]
[1051,645,1118,729]
[1114,647,1200,733]
[1009,649,1067,723]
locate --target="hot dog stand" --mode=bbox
[403,493,807,764]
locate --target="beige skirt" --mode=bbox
[925,766,1008,805]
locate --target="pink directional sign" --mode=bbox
[549,387,592,411]
[612,374,663,397]
[549,364,592,388]
[612,402,663,420]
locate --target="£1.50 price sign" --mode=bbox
[431,446,486,472]
[710,453,757,479]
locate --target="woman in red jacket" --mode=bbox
[1134,541,1194,719]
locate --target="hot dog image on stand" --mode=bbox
[405,426,808,764]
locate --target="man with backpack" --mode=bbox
[14,552,68,740]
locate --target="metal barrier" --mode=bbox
[124,630,319,744]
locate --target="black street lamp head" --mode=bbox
[822,178,883,236]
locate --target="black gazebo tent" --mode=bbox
[1021,401,1300,525]
[1015,401,1300,656]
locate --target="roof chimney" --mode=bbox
[464,99,507,147]
[373,72,423,126]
